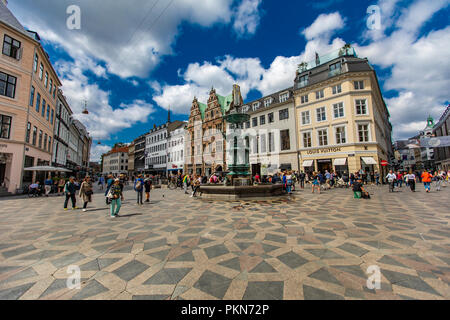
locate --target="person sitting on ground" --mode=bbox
[353,178,370,199]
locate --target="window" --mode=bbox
[26,122,31,143]
[316,107,326,122]
[329,62,341,75]
[252,102,260,111]
[264,98,272,107]
[280,130,290,151]
[301,111,310,125]
[44,72,48,88]
[44,133,48,150]
[49,79,53,93]
[260,115,266,125]
[245,121,250,129]
[335,126,346,144]
[42,99,46,117]
[318,129,328,146]
[301,94,309,104]
[48,137,51,152]
[316,90,324,100]
[53,85,56,98]
[303,132,312,148]
[0,114,12,139]
[333,102,344,118]
[39,63,44,80]
[36,93,41,112]
[2,35,21,59]
[268,113,274,123]
[252,117,258,127]
[29,86,35,106]
[298,74,308,87]
[358,124,370,142]
[32,126,37,145]
[34,54,38,72]
[354,80,364,90]
[46,105,50,121]
[261,134,266,153]
[0,71,17,98]
[332,84,342,94]
[268,132,275,152]
[356,99,368,115]
[38,130,43,148]
[279,92,289,103]
[51,109,54,124]
[279,108,289,120]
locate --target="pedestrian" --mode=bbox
[386,170,396,192]
[64,177,78,210]
[191,175,201,197]
[79,176,93,212]
[311,172,321,194]
[421,170,433,193]
[57,177,66,195]
[299,171,305,189]
[98,176,105,190]
[44,175,53,197]
[107,179,124,218]
[433,171,442,191]
[183,174,190,194]
[374,171,380,186]
[397,171,403,188]
[134,174,144,205]
[285,171,293,194]
[405,171,416,192]
[144,175,152,203]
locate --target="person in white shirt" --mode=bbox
[405,171,416,192]
[386,170,397,192]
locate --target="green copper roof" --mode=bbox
[198,102,207,120]
[217,94,233,115]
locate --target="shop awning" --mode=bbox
[333,158,347,166]
[24,166,71,172]
[302,160,314,167]
[361,157,377,165]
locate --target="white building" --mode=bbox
[102,145,129,176]
[241,88,299,176]
[167,122,187,175]
[145,123,169,176]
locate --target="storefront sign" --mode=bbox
[307,147,342,155]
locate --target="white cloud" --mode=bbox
[302,12,345,40]
[356,0,450,139]
[56,60,154,142]
[152,14,347,114]
[90,144,111,162]
[11,0,235,79]
[233,0,263,38]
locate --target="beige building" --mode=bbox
[128,142,135,176]
[294,47,393,177]
[0,2,61,193]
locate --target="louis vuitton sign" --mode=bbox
[307,147,342,155]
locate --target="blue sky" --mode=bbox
[9,0,450,160]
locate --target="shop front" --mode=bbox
[333,158,349,176]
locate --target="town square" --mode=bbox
[0,0,449,304]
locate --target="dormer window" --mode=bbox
[252,102,260,111]
[264,98,273,107]
[2,35,22,60]
[279,92,289,103]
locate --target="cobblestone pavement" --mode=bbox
[0,183,449,300]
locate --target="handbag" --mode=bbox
[85,190,93,196]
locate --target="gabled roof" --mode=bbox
[217,94,233,115]
[0,1,27,35]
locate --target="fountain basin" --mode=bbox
[199,184,285,200]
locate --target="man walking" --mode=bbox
[386,170,396,193]
[64,177,78,210]
[183,174,190,195]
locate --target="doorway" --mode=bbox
[252,163,261,176]
[317,159,332,173]
[0,163,5,186]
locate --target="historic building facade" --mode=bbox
[0,2,61,193]
[185,88,232,175]
[294,47,393,176]
[241,88,299,176]
[433,105,450,170]
[167,122,186,175]
[102,145,129,176]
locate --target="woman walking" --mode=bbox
[79,176,93,212]
[64,177,78,210]
[421,170,433,193]
[311,172,321,194]
[108,179,124,218]
[285,171,293,194]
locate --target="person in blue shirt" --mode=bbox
[134,174,144,205]
[104,175,114,205]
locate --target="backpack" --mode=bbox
[136,180,142,190]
